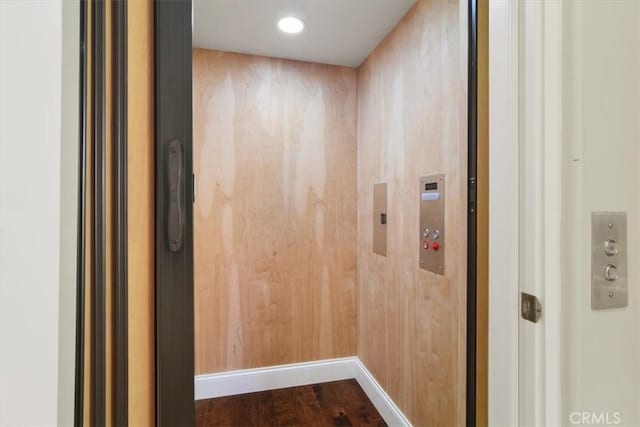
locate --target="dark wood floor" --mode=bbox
[195,380,387,427]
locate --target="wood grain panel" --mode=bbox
[476,0,489,424]
[127,0,154,424]
[356,1,468,426]
[193,49,358,374]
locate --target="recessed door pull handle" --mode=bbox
[521,292,541,323]
[167,139,184,252]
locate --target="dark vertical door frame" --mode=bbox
[91,0,107,424]
[114,0,129,425]
[74,0,88,425]
[466,0,479,425]
[152,0,477,425]
[154,0,195,426]
[76,0,129,423]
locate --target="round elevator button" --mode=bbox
[604,240,618,256]
[604,264,618,282]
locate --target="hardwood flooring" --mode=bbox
[195,380,387,427]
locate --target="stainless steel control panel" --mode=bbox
[420,174,445,274]
[592,212,628,310]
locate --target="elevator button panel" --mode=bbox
[420,174,445,274]
[592,212,628,310]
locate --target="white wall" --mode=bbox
[0,1,74,425]
[58,0,80,425]
[562,1,640,426]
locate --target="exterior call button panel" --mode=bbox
[592,212,628,310]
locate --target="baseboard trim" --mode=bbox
[194,357,357,400]
[194,357,411,426]
[353,358,412,426]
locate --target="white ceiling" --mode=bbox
[193,0,417,68]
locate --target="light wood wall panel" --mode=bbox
[127,0,155,424]
[193,49,358,374]
[356,1,468,426]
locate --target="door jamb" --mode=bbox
[488,1,520,425]
[466,0,479,424]
[488,1,563,425]
[541,4,563,426]
[153,1,480,424]
[74,0,88,423]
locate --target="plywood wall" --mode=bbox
[356,1,468,425]
[193,49,358,374]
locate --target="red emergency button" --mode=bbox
[431,242,440,251]
[423,241,429,250]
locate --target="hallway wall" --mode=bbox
[561,1,640,424]
[356,1,468,425]
[0,1,65,425]
[193,49,358,374]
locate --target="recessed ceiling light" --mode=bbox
[278,16,305,34]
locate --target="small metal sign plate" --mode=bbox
[373,183,387,256]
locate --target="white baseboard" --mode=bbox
[353,358,412,426]
[194,356,411,426]
[194,357,357,400]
